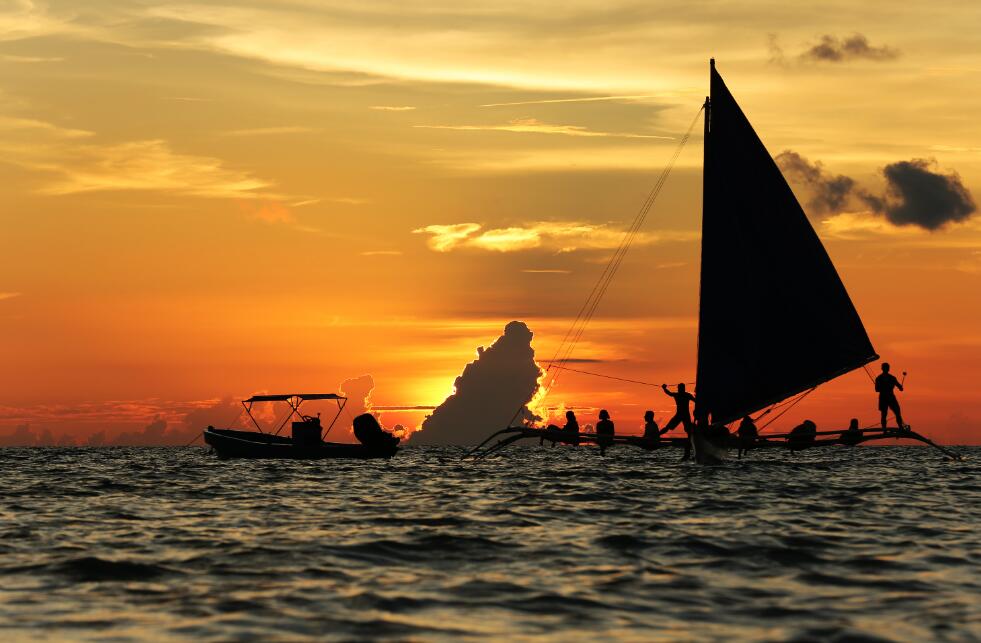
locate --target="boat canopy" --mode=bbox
[244,393,346,403]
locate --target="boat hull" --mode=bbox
[691,429,730,465]
[203,428,398,460]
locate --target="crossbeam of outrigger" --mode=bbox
[466,425,962,461]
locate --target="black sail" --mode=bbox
[695,61,877,426]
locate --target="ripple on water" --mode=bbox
[0,445,976,641]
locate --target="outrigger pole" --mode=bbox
[466,425,962,461]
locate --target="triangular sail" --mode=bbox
[695,61,877,426]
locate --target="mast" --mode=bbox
[694,59,878,426]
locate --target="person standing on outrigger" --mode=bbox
[875,362,906,431]
[662,383,696,461]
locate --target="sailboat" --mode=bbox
[469,60,959,463]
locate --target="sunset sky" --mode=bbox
[1,0,979,445]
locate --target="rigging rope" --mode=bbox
[535,105,705,409]
[501,105,704,430]
[546,364,694,388]
[758,387,816,431]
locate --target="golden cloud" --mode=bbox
[413,221,697,253]
[37,139,274,199]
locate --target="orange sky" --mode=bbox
[1,1,980,445]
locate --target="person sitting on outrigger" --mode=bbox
[840,417,862,446]
[875,362,906,431]
[562,410,580,446]
[595,409,615,455]
[662,383,696,460]
[642,410,669,446]
[736,415,758,458]
[541,410,580,447]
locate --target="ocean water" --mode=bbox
[0,445,977,642]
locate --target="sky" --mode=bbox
[1,0,980,445]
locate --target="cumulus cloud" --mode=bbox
[411,321,542,445]
[415,118,672,140]
[800,34,899,63]
[778,151,976,231]
[414,221,694,253]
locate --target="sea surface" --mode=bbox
[0,445,978,642]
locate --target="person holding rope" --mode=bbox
[662,383,696,460]
[875,362,907,431]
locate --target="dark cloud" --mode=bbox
[801,34,898,63]
[778,151,976,231]
[114,416,172,446]
[876,159,976,230]
[411,321,542,445]
[0,424,38,446]
[776,151,856,214]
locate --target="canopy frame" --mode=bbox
[240,393,348,440]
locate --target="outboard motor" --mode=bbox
[292,415,322,446]
[353,413,400,449]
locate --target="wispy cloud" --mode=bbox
[329,196,369,205]
[0,115,92,139]
[522,269,571,274]
[414,221,696,253]
[481,95,659,108]
[291,198,321,207]
[820,212,922,239]
[36,139,275,199]
[370,105,416,111]
[220,126,316,136]
[1,54,63,63]
[414,118,671,140]
[361,250,403,256]
[162,96,214,102]
[0,292,21,301]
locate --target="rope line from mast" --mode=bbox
[500,104,704,431]
[538,105,705,404]
[545,364,695,388]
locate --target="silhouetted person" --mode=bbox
[595,409,614,455]
[662,383,695,461]
[562,410,580,446]
[737,415,758,458]
[642,410,670,448]
[543,410,580,447]
[788,419,817,451]
[840,417,862,446]
[875,362,905,431]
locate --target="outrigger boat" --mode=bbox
[203,393,399,460]
[470,60,961,464]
